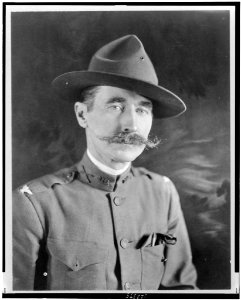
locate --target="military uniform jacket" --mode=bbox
[13,153,197,291]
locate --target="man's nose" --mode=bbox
[121,106,138,132]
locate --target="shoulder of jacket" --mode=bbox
[132,166,171,184]
[17,165,78,196]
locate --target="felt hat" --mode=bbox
[52,35,186,118]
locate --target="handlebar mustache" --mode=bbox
[98,132,161,149]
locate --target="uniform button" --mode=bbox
[113,196,121,206]
[43,272,48,276]
[120,238,129,249]
[161,257,167,263]
[113,196,126,206]
[124,282,131,290]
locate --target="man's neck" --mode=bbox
[87,149,131,176]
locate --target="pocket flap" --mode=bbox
[47,238,107,271]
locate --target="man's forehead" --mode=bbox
[96,85,152,105]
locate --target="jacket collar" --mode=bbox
[75,152,134,192]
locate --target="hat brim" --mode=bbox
[52,71,186,119]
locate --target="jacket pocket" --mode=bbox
[47,238,108,290]
[141,244,165,290]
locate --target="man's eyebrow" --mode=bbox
[106,97,127,105]
[139,100,153,110]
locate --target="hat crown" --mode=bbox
[89,35,158,85]
[98,35,141,60]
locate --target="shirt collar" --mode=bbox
[76,152,133,192]
[87,149,131,176]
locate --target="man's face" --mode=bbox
[76,86,153,167]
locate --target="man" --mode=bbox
[13,35,197,290]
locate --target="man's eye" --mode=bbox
[136,107,150,115]
[109,105,123,111]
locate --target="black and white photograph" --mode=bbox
[3,3,239,298]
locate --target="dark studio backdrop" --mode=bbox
[11,9,231,290]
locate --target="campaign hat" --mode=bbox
[52,35,186,118]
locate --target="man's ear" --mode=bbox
[74,102,88,128]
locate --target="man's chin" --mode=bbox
[110,144,145,163]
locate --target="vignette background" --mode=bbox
[11,9,231,289]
